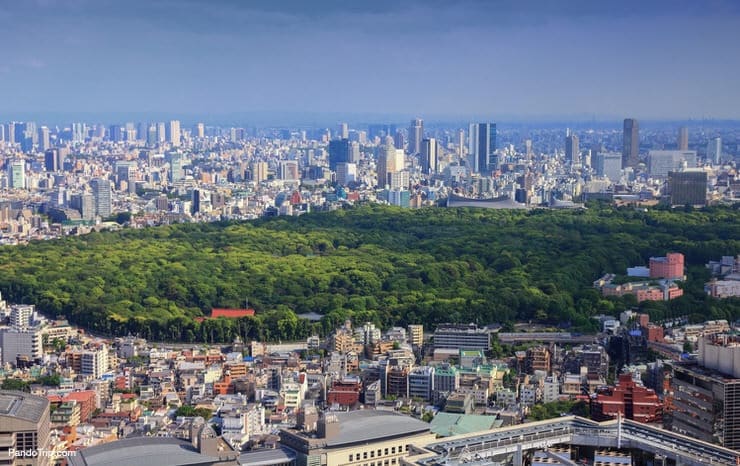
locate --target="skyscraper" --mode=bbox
[90,178,112,218]
[678,126,689,151]
[594,152,622,182]
[622,118,639,168]
[109,124,123,142]
[408,118,424,155]
[707,136,722,165]
[328,138,350,170]
[338,122,349,140]
[38,126,50,151]
[7,160,25,189]
[421,138,438,174]
[251,162,268,183]
[167,120,181,146]
[44,149,59,172]
[72,122,86,144]
[468,123,497,174]
[565,133,580,164]
[376,145,404,188]
[193,123,205,138]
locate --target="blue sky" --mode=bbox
[1,0,739,121]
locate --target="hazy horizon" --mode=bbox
[2,0,740,120]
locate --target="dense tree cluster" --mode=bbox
[0,205,737,343]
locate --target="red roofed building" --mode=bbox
[591,373,662,424]
[196,308,256,322]
[649,253,684,279]
[51,390,97,422]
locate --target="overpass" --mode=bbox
[406,416,739,466]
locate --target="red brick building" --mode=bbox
[327,377,362,407]
[591,373,662,424]
[649,253,684,279]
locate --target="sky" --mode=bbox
[1,0,740,123]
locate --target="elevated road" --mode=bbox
[407,416,739,466]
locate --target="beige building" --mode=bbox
[407,325,423,347]
[0,390,52,466]
[279,410,436,466]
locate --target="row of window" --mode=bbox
[349,445,409,462]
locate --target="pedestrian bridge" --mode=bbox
[406,416,738,466]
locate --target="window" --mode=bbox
[349,455,353,462]
[364,453,368,460]
[405,445,410,451]
[391,447,395,454]
[371,452,375,458]
[377,450,382,457]
[391,459,397,464]
[384,449,389,455]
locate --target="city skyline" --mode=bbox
[1,0,739,120]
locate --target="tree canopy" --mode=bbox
[0,204,737,343]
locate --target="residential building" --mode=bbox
[591,372,662,424]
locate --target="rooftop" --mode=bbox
[67,437,223,466]
[0,390,48,423]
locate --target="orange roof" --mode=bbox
[210,308,255,318]
[64,390,96,402]
[47,395,63,403]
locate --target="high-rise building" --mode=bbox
[156,122,166,143]
[667,170,707,206]
[707,136,722,165]
[328,138,350,171]
[72,122,86,144]
[44,149,59,172]
[7,159,25,189]
[648,150,697,178]
[408,118,424,155]
[678,126,689,151]
[193,122,205,138]
[457,129,465,159]
[0,123,5,142]
[38,126,50,151]
[622,118,639,168]
[338,122,349,140]
[167,120,181,146]
[565,133,579,164]
[147,124,158,146]
[90,178,112,218]
[0,390,51,466]
[376,145,404,188]
[668,335,740,449]
[594,152,622,183]
[408,324,423,347]
[468,123,497,174]
[170,154,185,182]
[250,161,268,183]
[109,124,123,142]
[278,160,299,181]
[335,162,357,186]
[420,138,438,174]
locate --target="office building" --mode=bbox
[335,162,357,186]
[593,152,622,183]
[668,334,740,449]
[167,120,181,146]
[251,162,268,183]
[338,123,349,140]
[193,122,205,138]
[278,161,300,181]
[408,118,424,155]
[648,150,697,178]
[678,126,689,151]
[468,123,497,174]
[38,126,50,151]
[44,149,61,172]
[7,159,25,189]
[328,138,350,171]
[0,328,43,365]
[109,124,123,142]
[421,138,438,174]
[433,324,492,351]
[707,136,722,165]
[667,170,707,206]
[408,366,435,401]
[622,118,639,168]
[377,145,404,188]
[0,391,51,466]
[72,122,86,144]
[90,178,112,218]
[565,133,579,164]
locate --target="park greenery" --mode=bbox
[0,204,738,343]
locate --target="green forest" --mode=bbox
[0,204,738,343]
